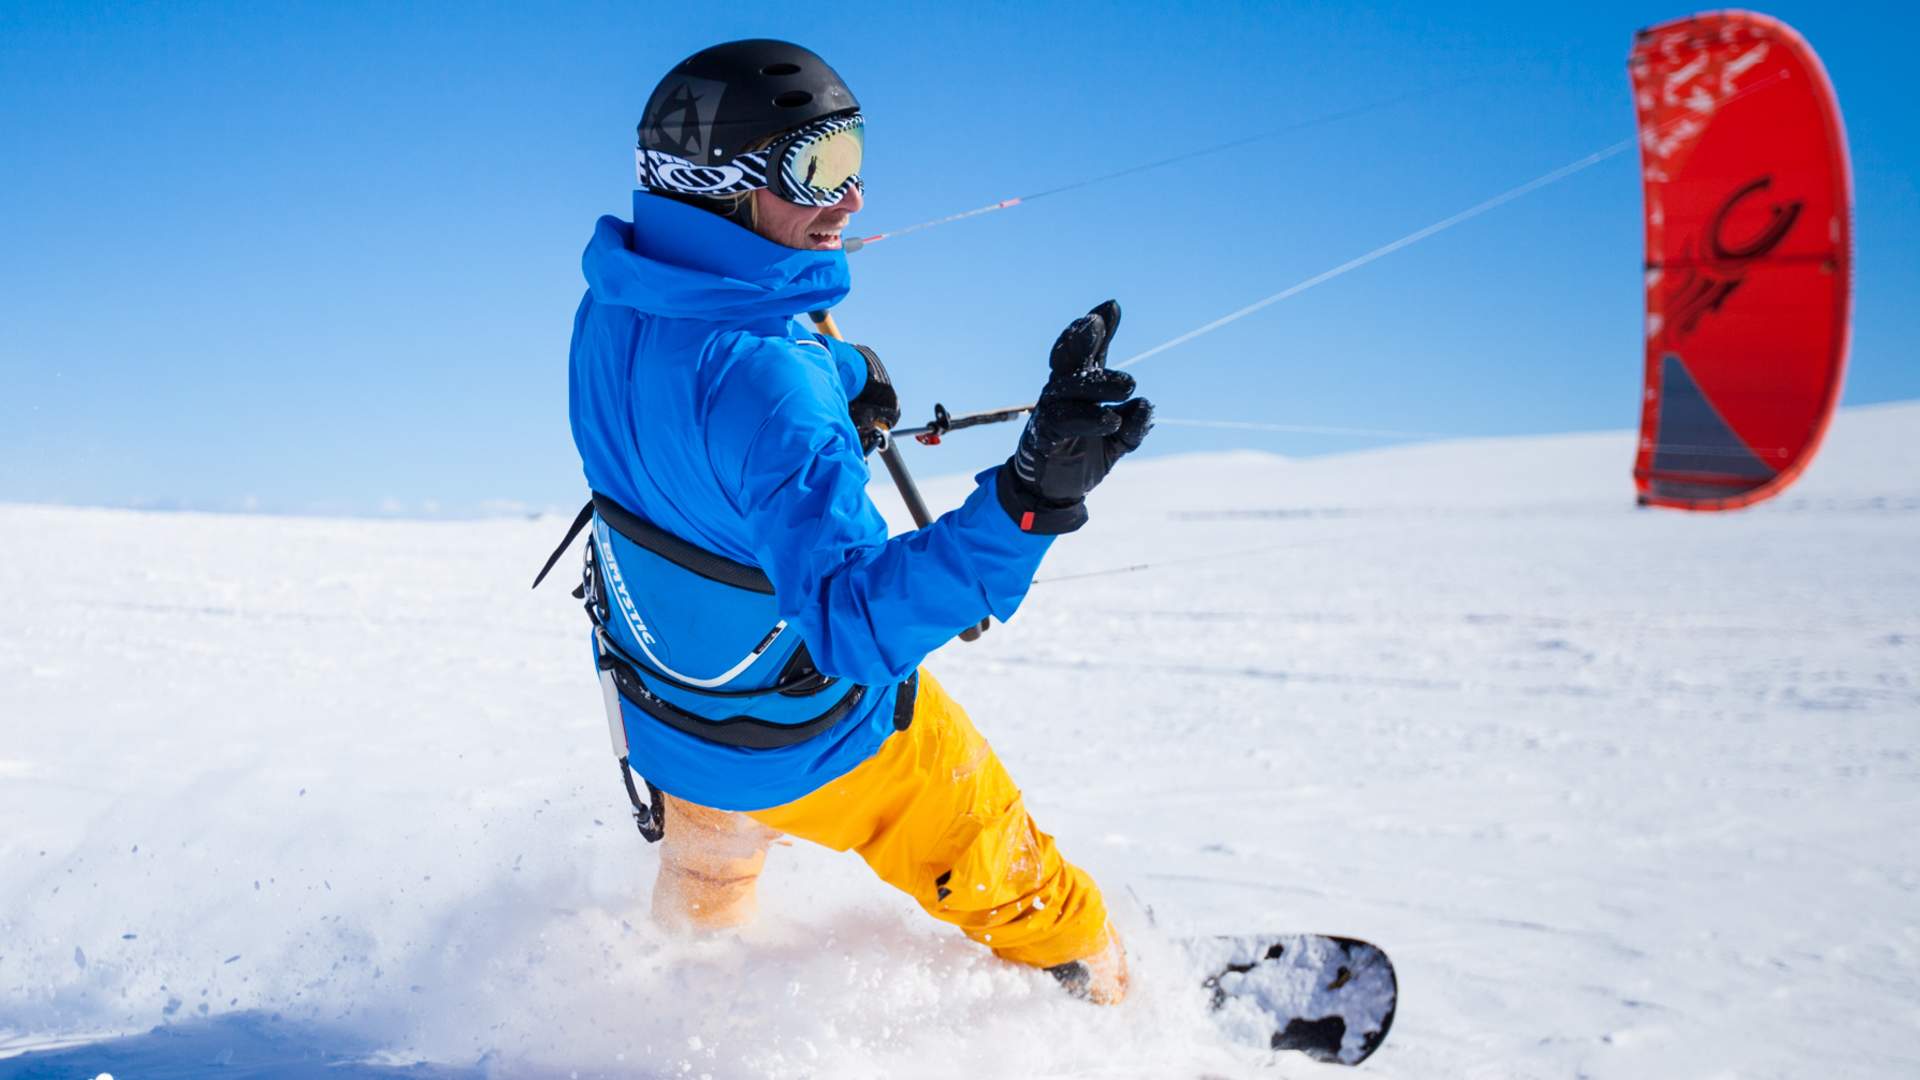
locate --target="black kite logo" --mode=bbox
[1664,176,1804,341]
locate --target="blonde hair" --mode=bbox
[710,190,757,229]
[673,129,778,229]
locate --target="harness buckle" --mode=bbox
[618,756,666,844]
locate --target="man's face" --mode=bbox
[751,182,863,251]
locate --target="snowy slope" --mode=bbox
[2,402,1917,1079]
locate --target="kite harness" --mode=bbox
[532,494,916,842]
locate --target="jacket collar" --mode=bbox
[580,192,852,324]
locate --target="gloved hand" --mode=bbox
[997,300,1154,533]
[847,343,900,457]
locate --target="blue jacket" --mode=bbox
[568,193,1054,810]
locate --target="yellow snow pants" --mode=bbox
[653,669,1122,985]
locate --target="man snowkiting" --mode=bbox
[563,38,1154,1003]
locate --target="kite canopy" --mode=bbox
[1629,11,1852,511]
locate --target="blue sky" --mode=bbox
[2,0,1914,516]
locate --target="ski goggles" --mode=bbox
[636,112,864,208]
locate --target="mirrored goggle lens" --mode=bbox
[783,120,864,204]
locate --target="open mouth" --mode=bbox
[808,230,843,249]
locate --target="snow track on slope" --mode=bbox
[3,402,1917,1078]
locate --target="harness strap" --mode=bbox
[591,492,774,594]
[618,756,666,843]
[598,646,666,843]
[597,633,868,750]
[533,494,774,596]
[600,672,912,845]
[531,501,595,590]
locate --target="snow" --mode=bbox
[3,401,1918,1079]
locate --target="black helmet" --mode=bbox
[639,39,858,167]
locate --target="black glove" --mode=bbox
[998,300,1154,533]
[847,343,900,457]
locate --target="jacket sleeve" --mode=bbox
[705,334,1054,685]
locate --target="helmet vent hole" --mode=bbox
[773,90,814,108]
[761,62,802,76]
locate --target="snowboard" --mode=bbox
[1186,934,1397,1067]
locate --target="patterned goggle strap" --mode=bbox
[634,146,768,199]
[635,112,863,208]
